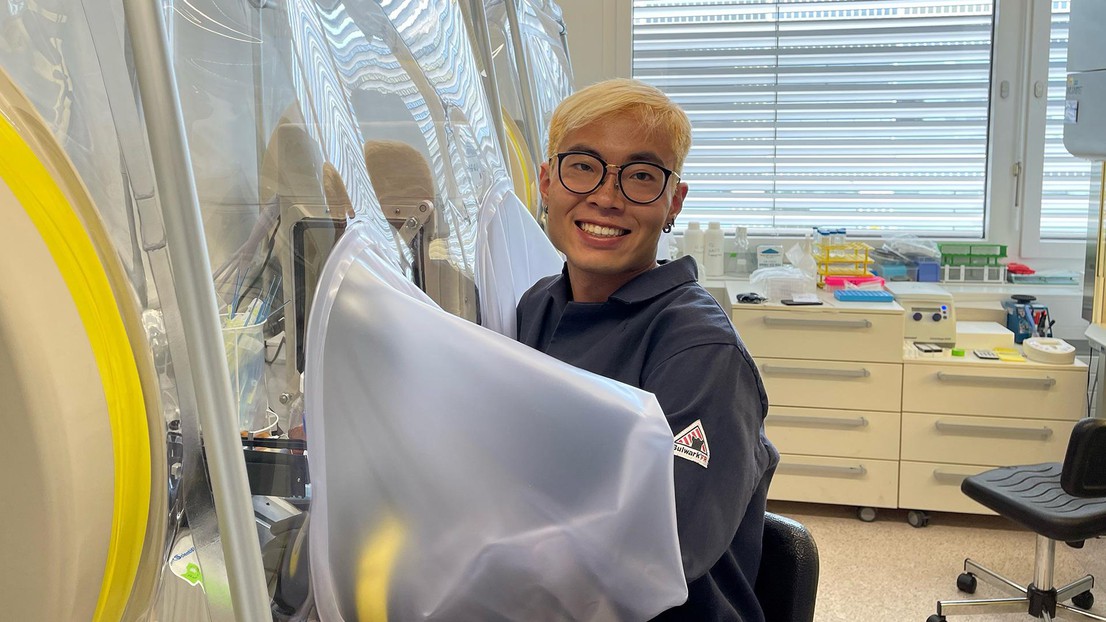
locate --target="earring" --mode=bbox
[663,221,673,233]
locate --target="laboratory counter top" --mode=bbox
[723,281,903,314]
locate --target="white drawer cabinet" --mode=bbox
[733,294,904,510]
[898,357,1087,516]
[727,284,1089,521]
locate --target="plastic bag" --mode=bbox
[882,233,940,260]
[749,265,816,301]
[305,222,687,622]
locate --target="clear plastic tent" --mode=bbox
[470,0,575,219]
[0,0,685,619]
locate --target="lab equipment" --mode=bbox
[822,275,885,290]
[886,282,957,346]
[954,321,1015,351]
[869,248,912,281]
[221,312,271,434]
[705,221,725,276]
[929,418,1106,622]
[939,243,1008,283]
[750,265,816,301]
[685,221,705,269]
[1023,337,1078,365]
[833,289,894,302]
[732,226,751,276]
[758,244,785,269]
[812,241,874,286]
[1003,294,1054,344]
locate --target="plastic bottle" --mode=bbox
[684,221,705,272]
[734,226,750,277]
[704,221,724,276]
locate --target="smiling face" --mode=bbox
[540,113,688,302]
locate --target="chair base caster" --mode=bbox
[956,572,977,594]
[1072,589,1094,610]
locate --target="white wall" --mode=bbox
[560,0,631,88]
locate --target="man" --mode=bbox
[516,78,779,621]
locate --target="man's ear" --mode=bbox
[668,181,688,222]
[538,160,552,204]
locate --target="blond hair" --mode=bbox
[546,78,692,173]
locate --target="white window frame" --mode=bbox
[1014,0,1084,259]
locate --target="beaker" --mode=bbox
[221,314,270,434]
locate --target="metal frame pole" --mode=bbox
[120,2,271,619]
[503,0,545,165]
[466,0,512,164]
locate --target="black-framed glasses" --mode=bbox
[553,151,679,205]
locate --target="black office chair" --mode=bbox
[929,417,1106,622]
[756,512,820,622]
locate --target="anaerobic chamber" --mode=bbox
[1,1,686,620]
[463,0,575,221]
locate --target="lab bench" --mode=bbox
[726,284,1088,523]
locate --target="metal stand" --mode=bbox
[929,535,1100,621]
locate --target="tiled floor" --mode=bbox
[771,501,1106,622]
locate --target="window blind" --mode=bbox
[632,0,995,237]
[1041,1,1091,240]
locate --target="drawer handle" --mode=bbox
[762,364,871,379]
[934,420,1054,440]
[777,462,868,478]
[932,468,979,485]
[935,372,1056,389]
[769,414,870,428]
[763,316,873,329]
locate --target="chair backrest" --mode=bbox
[1062,417,1106,497]
[755,512,820,622]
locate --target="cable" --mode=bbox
[234,213,281,314]
[266,334,286,366]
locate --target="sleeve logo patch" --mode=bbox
[674,419,710,468]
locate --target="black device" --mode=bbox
[291,217,348,373]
